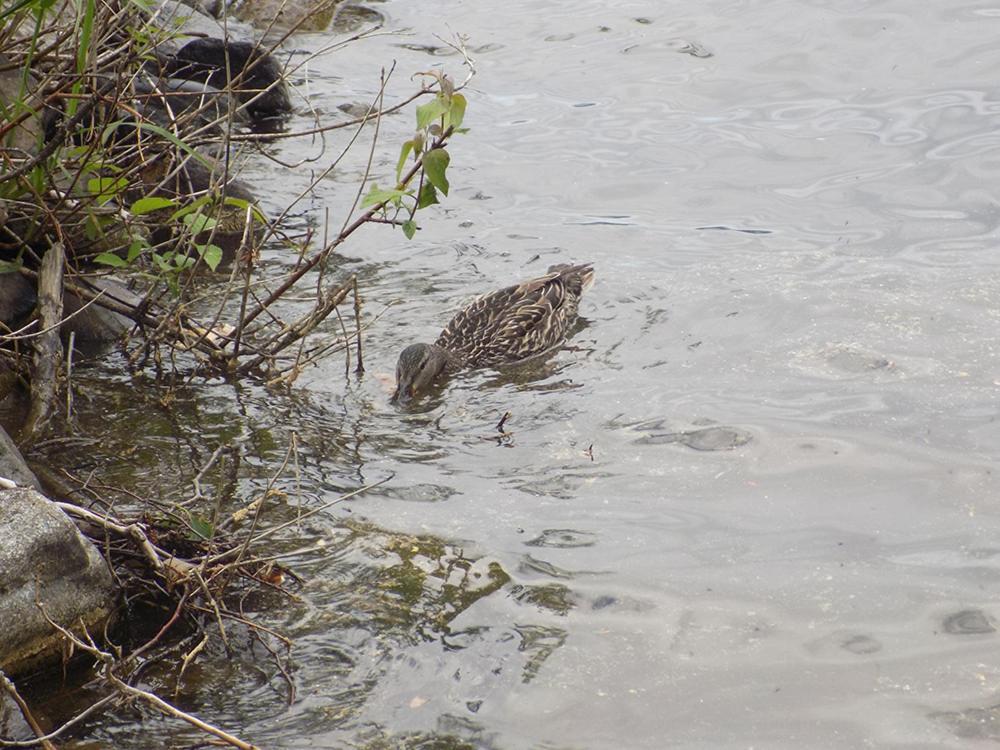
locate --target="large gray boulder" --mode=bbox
[0,487,116,676]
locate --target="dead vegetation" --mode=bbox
[0,0,475,745]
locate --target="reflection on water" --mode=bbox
[20,0,1000,747]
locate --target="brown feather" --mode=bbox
[434,263,593,367]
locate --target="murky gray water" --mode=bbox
[26,0,1000,747]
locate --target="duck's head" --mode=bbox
[391,343,452,403]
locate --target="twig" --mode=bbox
[38,610,261,750]
[353,275,364,374]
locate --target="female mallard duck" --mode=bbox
[392,263,595,402]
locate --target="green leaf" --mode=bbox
[396,139,416,181]
[447,93,467,130]
[174,254,196,270]
[402,219,417,239]
[76,0,95,76]
[152,252,172,272]
[29,164,45,195]
[417,182,439,209]
[169,195,212,222]
[83,213,104,240]
[199,243,223,272]
[422,148,450,196]
[87,175,128,204]
[127,239,146,262]
[416,96,449,130]
[223,197,267,224]
[130,196,176,215]
[93,252,127,268]
[188,514,214,540]
[361,184,411,209]
[182,212,217,234]
[0,259,22,274]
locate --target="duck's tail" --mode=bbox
[547,262,595,292]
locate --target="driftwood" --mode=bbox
[21,243,64,441]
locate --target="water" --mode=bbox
[17,0,1000,747]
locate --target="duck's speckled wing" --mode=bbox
[435,263,593,366]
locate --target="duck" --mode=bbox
[392,263,595,402]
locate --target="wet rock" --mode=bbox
[635,426,753,451]
[162,38,291,120]
[525,529,598,548]
[148,1,291,121]
[133,73,248,132]
[234,0,344,34]
[942,608,996,635]
[152,0,258,46]
[181,0,223,17]
[512,583,576,615]
[0,487,116,676]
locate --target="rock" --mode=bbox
[152,0,256,42]
[0,54,43,155]
[0,273,135,345]
[133,73,249,132]
[62,277,138,343]
[234,0,344,35]
[0,425,39,489]
[163,37,291,119]
[147,2,291,120]
[0,272,36,328]
[0,487,116,676]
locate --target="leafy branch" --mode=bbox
[361,70,468,238]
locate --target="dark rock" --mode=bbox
[133,73,249,132]
[62,277,139,343]
[0,273,135,344]
[164,38,291,119]
[0,272,36,327]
